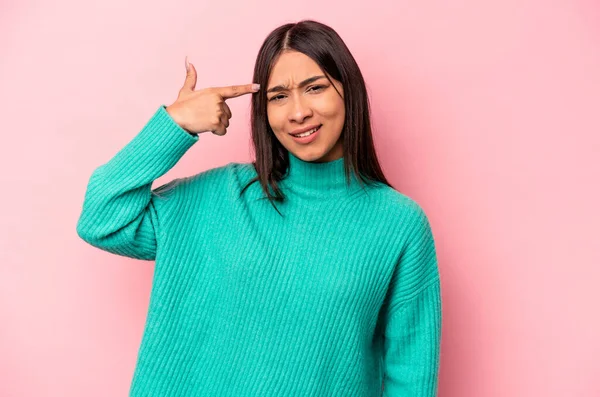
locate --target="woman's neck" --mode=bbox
[279,151,364,200]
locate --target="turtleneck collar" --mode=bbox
[279,151,364,200]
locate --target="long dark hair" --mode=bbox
[241,19,392,214]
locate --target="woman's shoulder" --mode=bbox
[367,183,429,219]
[150,161,245,200]
[357,183,432,243]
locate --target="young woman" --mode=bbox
[77,19,442,397]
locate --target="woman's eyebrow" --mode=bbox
[266,75,326,93]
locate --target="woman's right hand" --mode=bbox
[166,56,260,136]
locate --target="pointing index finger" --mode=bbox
[216,83,260,99]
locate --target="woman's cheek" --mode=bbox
[317,95,341,114]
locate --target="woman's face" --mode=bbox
[266,50,345,163]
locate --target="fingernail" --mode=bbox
[252,83,260,91]
[185,55,190,72]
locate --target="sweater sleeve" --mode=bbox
[76,105,199,260]
[380,205,442,396]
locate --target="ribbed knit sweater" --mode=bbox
[76,105,442,397]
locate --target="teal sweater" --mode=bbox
[76,105,442,397]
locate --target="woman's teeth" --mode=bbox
[294,126,320,137]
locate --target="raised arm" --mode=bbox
[76,105,198,260]
[76,57,260,260]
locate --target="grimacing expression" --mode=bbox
[266,51,345,163]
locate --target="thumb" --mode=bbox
[182,56,197,92]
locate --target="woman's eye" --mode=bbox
[268,86,326,102]
[308,85,325,92]
[269,95,285,102]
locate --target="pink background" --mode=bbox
[1,1,599,396]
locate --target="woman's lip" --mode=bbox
[289,125,321,144]
[289,124,322,136]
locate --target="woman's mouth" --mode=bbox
[289,125,322,144]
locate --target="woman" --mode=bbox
[77,19,442,397]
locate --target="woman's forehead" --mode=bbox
[267,52,323,85]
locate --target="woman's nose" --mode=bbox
[288,96,313,123]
